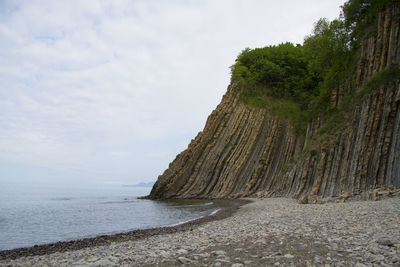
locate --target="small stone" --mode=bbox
[284,254,295,259]
[392,256,400,263]
[177,249,188,254]
[86,256,99,263]
[214,262,222,267]
[178,257,192,264]
[375,255,385,261]
[254,239,266,245]
[314,256,323,263]
[218,258,231,263]
[93,258,115,266]
[377,239,394,247]
[355,263,368,267]
[231,264,244,267]
[160,251,169,257]
[214,250,226,256]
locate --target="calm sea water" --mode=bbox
[0,183,221,251]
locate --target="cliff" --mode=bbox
[148,4,400,200]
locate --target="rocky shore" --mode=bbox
[1,197,399,266]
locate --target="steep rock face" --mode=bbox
[287,6,400,199]
[149,6,400,199]
[149,89,302,199]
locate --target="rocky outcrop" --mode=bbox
[148,6,400,200]
[149,88,302,199]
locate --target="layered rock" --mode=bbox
[148,6,400,200]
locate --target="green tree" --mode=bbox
[231,42,312,102]
[303,18,353,114]
[229,0,397,134]
[343,0,398,44]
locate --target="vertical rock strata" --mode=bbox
[149,7,400,199]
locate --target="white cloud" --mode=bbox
[0,0,345,185]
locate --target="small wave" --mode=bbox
[51,198,71,201]
[209,208,221,216]
[167,208,221,227]
[100,200,138,205]
[167,202,214,208]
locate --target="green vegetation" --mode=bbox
[231,43,312,102]
[230,0,398,135]
[358,65,400,99]
[230,18,353,133]
[343,0,399,44]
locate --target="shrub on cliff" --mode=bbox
[230,0,397,134]
[231,43,314,106]
[230,18,352,133]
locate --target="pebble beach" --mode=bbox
[1,197,399,266]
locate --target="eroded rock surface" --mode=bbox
[149,6,400,200]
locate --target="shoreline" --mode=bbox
[1,197,399,266]
[0,199,251,260]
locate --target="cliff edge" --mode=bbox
[148,3,400,200]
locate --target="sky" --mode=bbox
[0,0,346,187]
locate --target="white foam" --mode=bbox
[167,208,221,227]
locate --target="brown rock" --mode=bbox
[339,191,352,201]
[298,195,308,204]
[372,191,380,201]
[255,191,264,198]
[310,195,319,204]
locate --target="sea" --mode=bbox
[0,182,222,251]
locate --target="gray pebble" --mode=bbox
[376,238,394,247]
[178,256,193,264]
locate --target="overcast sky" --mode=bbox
[0,0,345,187]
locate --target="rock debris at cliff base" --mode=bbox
[1,197,399,266]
